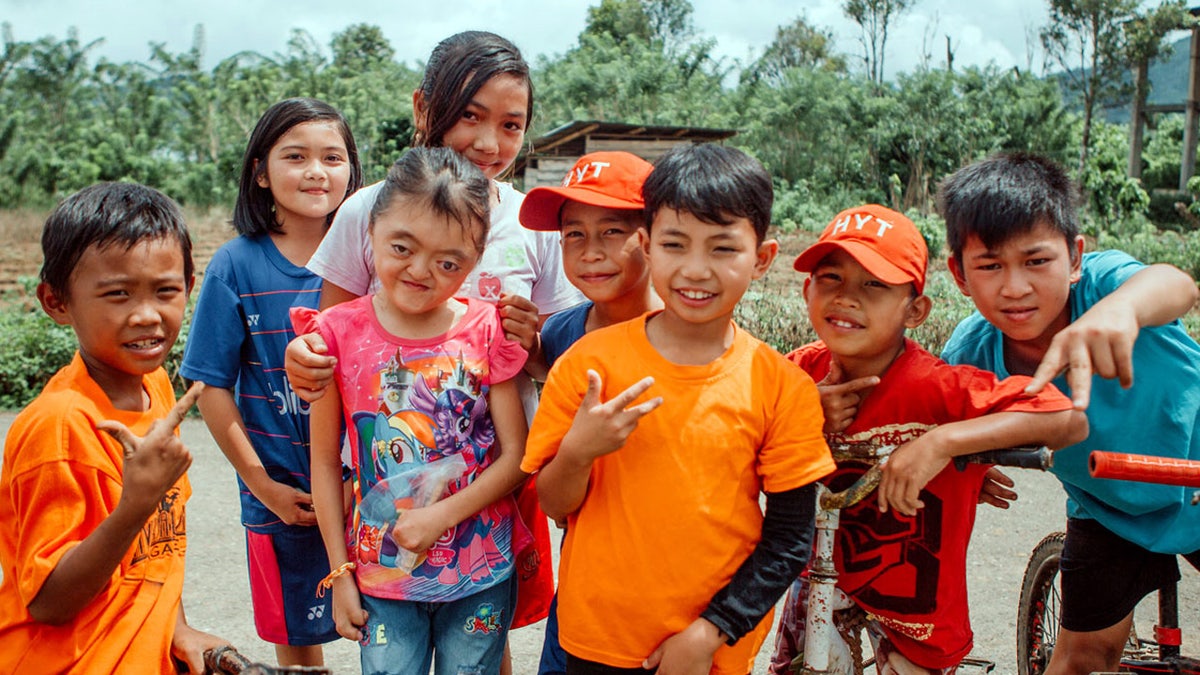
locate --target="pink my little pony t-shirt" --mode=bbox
[293,296,530,603]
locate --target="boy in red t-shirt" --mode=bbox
[0,183,227,673]
[768,205,1088,673]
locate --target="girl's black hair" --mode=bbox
[938,151,1080,260]
[234,97,363,236]
[41,182,193,299]
[413,31,533,155]
[370,147,491,252]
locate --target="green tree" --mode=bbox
[843,0,914,86]
[745,15,847,86]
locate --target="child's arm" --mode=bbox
[308,386,367,641]
[170,604,230,674]
[26,384,201,625]
[878,409,1088,516]
[1026,263,1199,409]
[196,386,316,526]
[643,483,819,674]
[389,378,530,553]
[535,370,662,521]
[285,279,356,403]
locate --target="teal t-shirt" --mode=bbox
[942,250,1200,555]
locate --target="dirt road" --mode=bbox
[1,413,1195,673]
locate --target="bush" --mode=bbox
[0,278,192,410]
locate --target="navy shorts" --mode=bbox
[1060,517,1200,632]
[246,526,339,646]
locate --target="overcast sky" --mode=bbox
[2,0,1056,78]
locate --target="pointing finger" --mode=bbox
[163,381,205,430]
[610,376,656,410]
[96,420,138,458]
[831,375,880,395]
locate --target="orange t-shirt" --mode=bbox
[523,315,835,673]
[0,354,189,674]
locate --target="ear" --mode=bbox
[254,158,269,189]
[412,89,428,134]
[752,239,780,279]
[36,282,72,326]
[1068,235,1084,283]
[905,294,933,329]
[186,274,196,296]
[947,256,971,296]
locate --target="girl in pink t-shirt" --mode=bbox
[296,146,530,675]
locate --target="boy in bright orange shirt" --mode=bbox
[522,144,835,675]
[0,183,227,673]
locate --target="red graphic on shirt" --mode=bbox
[477,273,502,301]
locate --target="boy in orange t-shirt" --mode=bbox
[0,183,227,673]
[522,144,836,675]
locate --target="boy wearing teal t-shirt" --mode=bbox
[939,152,1200,675]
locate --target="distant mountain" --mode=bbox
[1100,33,1192,123]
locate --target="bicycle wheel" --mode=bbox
[1017,532,1065,675]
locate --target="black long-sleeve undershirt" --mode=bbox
[700,482,818,643]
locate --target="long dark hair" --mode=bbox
[234,97,363,236]
[413,31,533,151]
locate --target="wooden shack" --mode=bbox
[515,120,737,190]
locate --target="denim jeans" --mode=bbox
[358,575,516,675]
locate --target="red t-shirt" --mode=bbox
[788,339,1073,668]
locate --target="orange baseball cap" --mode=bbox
[520,151,653,231]
[793,204,928,294]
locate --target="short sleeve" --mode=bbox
[288,306,341,365]
[522,359,587,474]
[1072,250,1145,314]
[757,349,836,493]
[307,184,377,296]
[180,250,244,388]
[949,365,1074,417]
[486,307,529,383]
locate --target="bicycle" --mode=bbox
[198,646,331,674]
[792,443,1054,675]
[1016,451,1200,675]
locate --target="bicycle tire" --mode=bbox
[1017,532,1066,675]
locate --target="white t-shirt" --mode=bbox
[308,179,584,418]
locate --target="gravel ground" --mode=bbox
[1,412,1196,674]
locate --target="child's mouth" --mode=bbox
[125,337,164,351]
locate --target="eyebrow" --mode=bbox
[388,231,473,261]
[466,98,527,120]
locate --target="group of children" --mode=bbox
[1,28,1199,675]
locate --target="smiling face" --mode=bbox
[559,201,649,305]
[38,237,190,409]
[419,73,528,181]
[256,120,352,231]
[371,197,483,325]
[949,220,1084,369]
[646,208,776,335]
[804,249,930,378]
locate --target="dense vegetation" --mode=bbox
[4,0,1200,408]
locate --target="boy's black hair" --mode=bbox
[414,31,533,155]
[40,182,194,299]
[642,143,773,242]
[235,97,363,237]
[938,151,1080,260]
[370,147,491,252]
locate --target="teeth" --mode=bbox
[127,338,161,349]
[829,319,859,329]
[680,290,712,300]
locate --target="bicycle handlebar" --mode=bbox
[819,445,1052,510]
[1088,451,1200,488]
[203,646,331,674]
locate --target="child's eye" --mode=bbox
[713,246,738,254]
[462,110,480,122]
[392,244,411,256]
[1027,257,1050,267]
[603,227,629,237]
[438,260,461,273]
[504,121,525,132]
[325,154,345,164]
[659,241,684,250]
[284,153,304,161]
[104,289,129,299]
[866,280,889,289]
[975,262,1000,271]
[815,272,840,283]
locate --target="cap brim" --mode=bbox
[793,241,918,288]
[519,186,643,231]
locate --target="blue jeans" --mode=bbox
[358,576,516,675]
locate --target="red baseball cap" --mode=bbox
[520,151,653,231]
[793,204,928,294]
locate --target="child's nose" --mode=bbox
[129,299,162,325]
[473,126,499,154]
